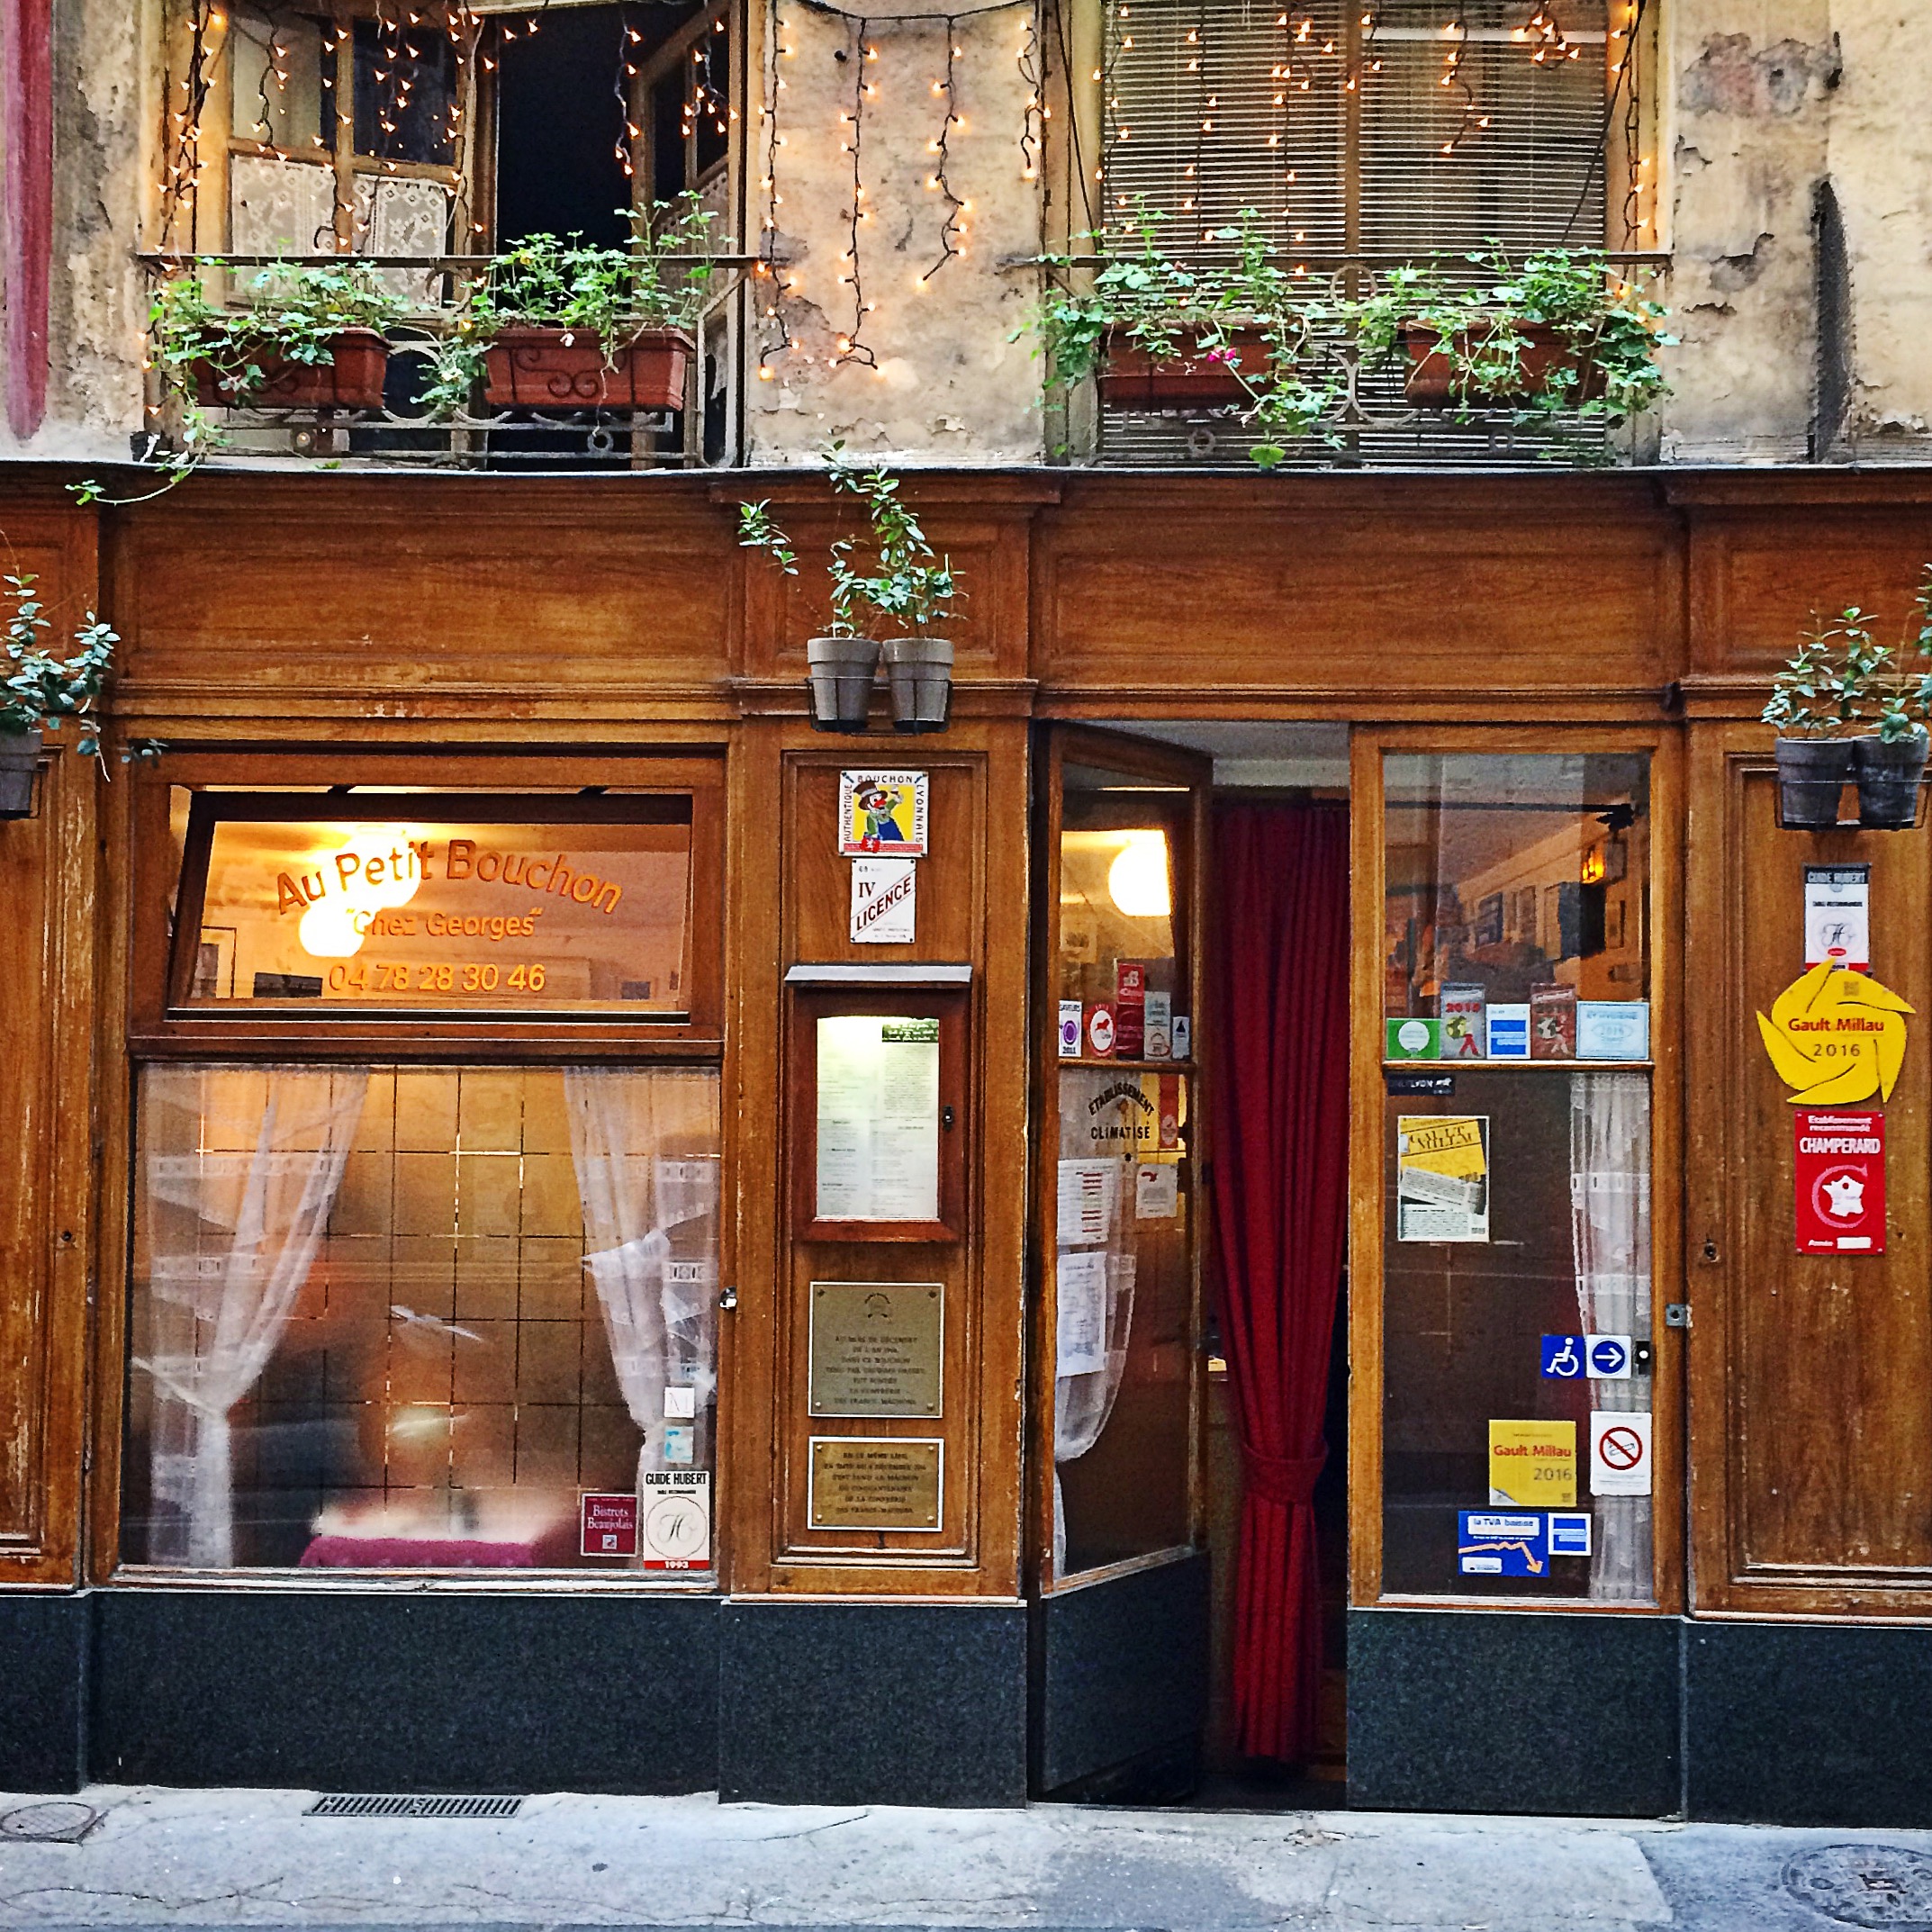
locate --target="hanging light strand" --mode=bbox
[922,19,966,282]
[834,15,879,364]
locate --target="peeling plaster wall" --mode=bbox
[742,0,1044,464]
[0,0,153,459]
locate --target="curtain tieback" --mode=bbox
[1240,1441,1326,1507]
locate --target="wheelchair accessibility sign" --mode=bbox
[1541,1333,1632,1379]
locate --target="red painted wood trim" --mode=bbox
[4,0,52,441]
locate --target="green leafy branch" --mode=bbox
[1,572,121,759]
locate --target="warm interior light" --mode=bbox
[295,824,426,960]
[1107,831,1171,917]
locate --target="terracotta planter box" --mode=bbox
[192,328,389,410]
[1096,326,1270,410]
[481,327,694,410]
[1400,320,1608,407]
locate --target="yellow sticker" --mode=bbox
[1756,959,1913,1106]
[1396,1114,1487,1181]
[1488,1419,1577,1508]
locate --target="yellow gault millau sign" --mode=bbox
[1756,959,1913,1106]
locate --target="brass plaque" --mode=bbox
[808,1437,943,1531]
[808,1280,943,1418]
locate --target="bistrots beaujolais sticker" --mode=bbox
[1794,1108,1886,1254]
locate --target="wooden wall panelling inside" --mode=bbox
[767,729,1029,1595]
[1686,723,1932,1615]
[1347,723,1685,1613]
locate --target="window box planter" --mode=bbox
[1399,320,1608,408]
[481,326,694,411]
[1855,731,1929,830]
[192,328,390,411]
[0,727,40,817]
[1096,326,1271,410]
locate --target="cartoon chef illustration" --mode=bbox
[853,780,911,852]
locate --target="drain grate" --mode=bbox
[305,1794,523,1820]
[0,1801,103,1844]
[1784,1845,1932,1927]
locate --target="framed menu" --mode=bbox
[787,981,968,1242]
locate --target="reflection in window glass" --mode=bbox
[1380,754,1653,1602]
[125,1065,719,1574]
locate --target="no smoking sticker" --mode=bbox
[1590,1411,1652,1497]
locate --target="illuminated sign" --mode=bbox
[176,795,695,1015]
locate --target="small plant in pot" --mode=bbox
[737,447,963,735]
[1763,614,1873,830]
[422,196,719,418]
[0,573,120,817]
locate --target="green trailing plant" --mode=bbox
[420,195,723,418]
[737,443,963,637]
[1764,570,1932,741]
[1034,214,1673,467]
[71,257,409,506]
[0,572,120,759]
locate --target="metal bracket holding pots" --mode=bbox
[804,635,954,736]
[0,728,42,818]
[1775,734,1931,832]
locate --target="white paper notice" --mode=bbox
[816,1015,942,1221]
[1135,1162,1179,1219]
[850,857,917,943]
[1057,1159,1118,1243]
[1804,864,1870,971]
[1055,1249,1108,1376]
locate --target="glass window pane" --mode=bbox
[185,803,693,1015]
[1054,1068,1194,1577]
[125,1064,720,1575]
[1380,752,1653,1603]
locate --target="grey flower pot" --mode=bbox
[1855,729,1928,830]
[882,636,954,735]
[0,727,41,817]
[1774,736,1855,831]
[806,635,881,734]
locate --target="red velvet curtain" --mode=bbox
[1207,800,1351,1764]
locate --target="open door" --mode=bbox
[1028,725,1213,1798]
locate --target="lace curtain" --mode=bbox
[137,1066,369,1568]
[564,1070,721,1490]
[1569,1070,1653,1601]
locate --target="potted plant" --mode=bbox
[1852,570,1932,828]
[151,260,406,414]
[423,197,719,417]
[1357,249,1673,423]
[738,447,964,735]
[0,571,120,817]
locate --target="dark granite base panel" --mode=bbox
[1684,1619,1932,1828]
[0,1593,86,1792]
[1034,1551,1209,1794]
[89,1589,718,1792]
[718,1598,1027,1806]
[1347,1607,1680,1818]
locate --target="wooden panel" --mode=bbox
[109,478,738,705]
[1687,726,1932,1612]
[1036,476,1684,707]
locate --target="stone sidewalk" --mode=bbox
[0,1785,1920,1932]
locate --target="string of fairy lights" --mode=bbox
[159,0,1646,383]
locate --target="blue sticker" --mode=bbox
[1458,1511,1549,1576]
[1540,1334,1584,1378]
[1548,1512,1593,1557]
[1585,1335,1631,1377]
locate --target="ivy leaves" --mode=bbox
[0,573,120,758]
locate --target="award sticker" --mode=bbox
[839,771,929,856]
[641,1471,711,1570]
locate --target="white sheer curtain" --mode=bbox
[1570,1070,1653,1601]
[564,1070,721,1489]
[137,1066,369,1568]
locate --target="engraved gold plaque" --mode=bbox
[807,1437,943,1531]
[808,1280,943,1418]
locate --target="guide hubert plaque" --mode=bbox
[808,1281,943,1418]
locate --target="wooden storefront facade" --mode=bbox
[4,463,1932,1823]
